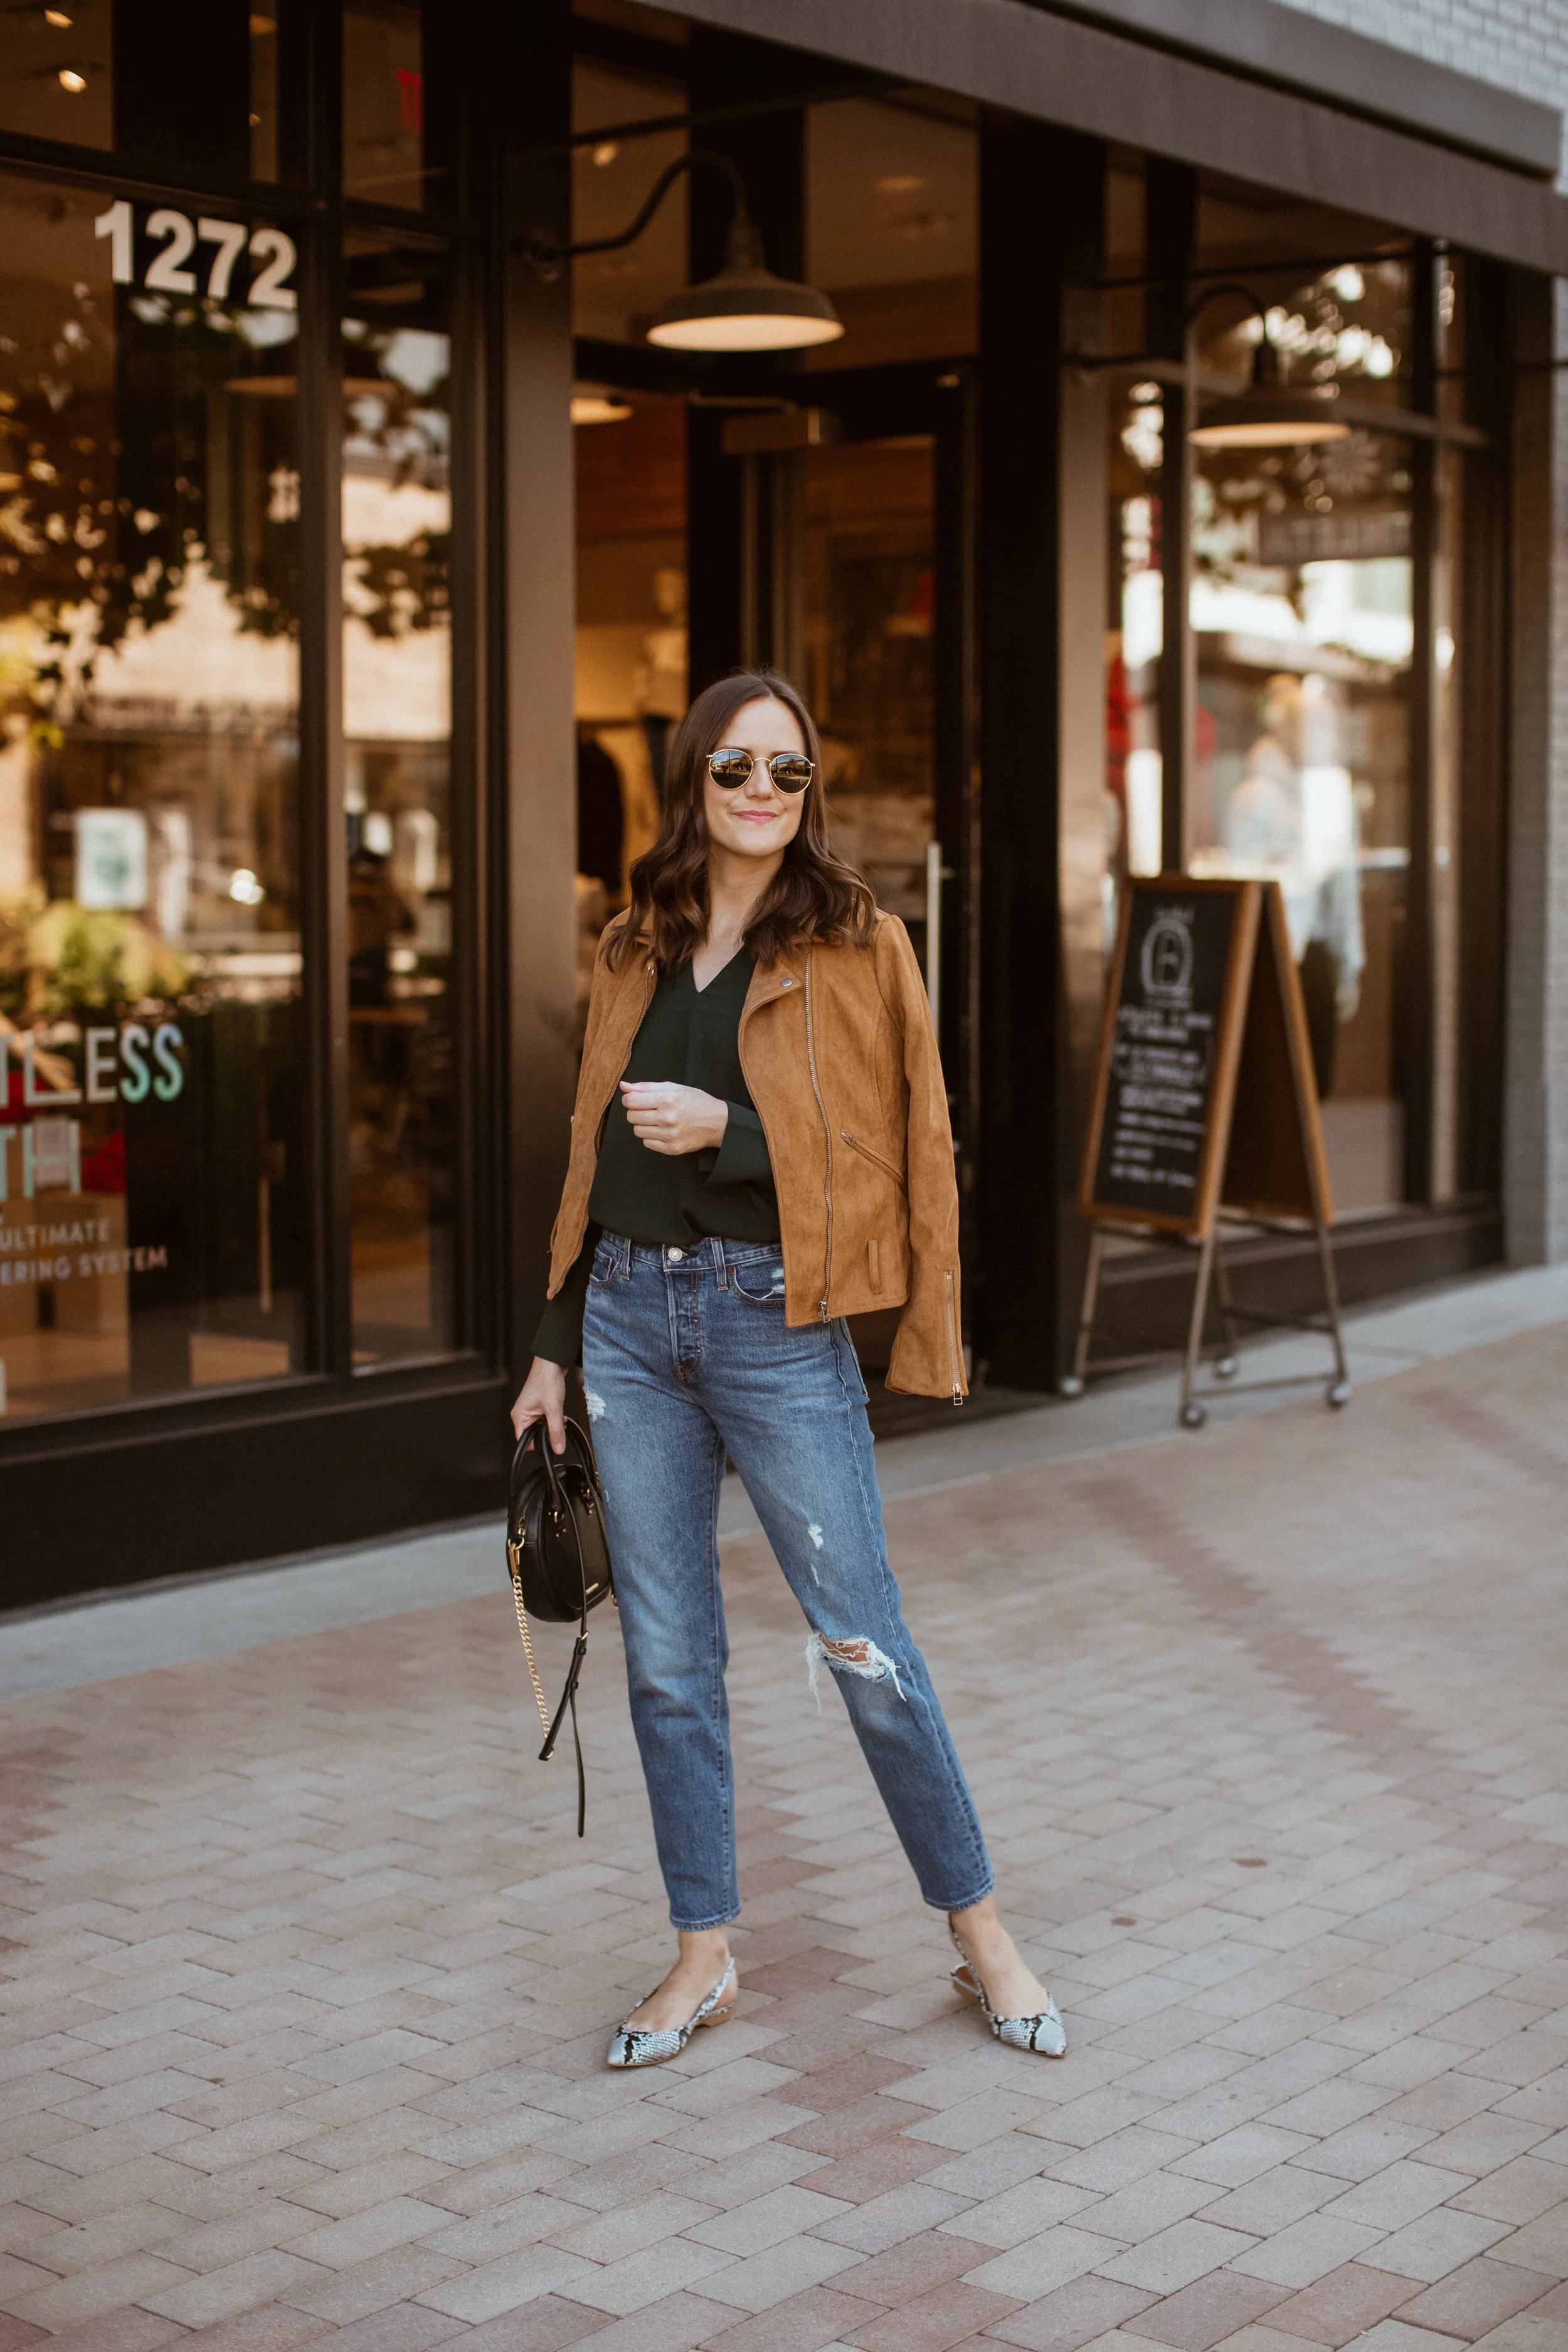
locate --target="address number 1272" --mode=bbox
[94,199,297,312]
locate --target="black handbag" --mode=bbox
[506,1416,615,1836]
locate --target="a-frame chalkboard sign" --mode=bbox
[1070,875,1350,1428]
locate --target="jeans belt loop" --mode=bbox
[708,1234,728,1290]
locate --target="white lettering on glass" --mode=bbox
[21,1035,80,1108]
[94,199,297,310]
[120,1024,151,1103]
[151,1024,184,1102]
[198,217,248,300]
[0,1248,166,1287]
[144,209,199,295]
[85,1029,119,1103]
[249,226,298,311]
[94,198,133,283]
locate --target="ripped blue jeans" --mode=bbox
[581,1230,993,1930]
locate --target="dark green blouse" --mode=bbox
[533,946,779,1366]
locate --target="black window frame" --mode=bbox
[0,0,502,1461]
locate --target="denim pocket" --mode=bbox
[588,1237,620,1288]
[729,1248,787,1305]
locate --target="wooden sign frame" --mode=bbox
[1071,874,1349,1428]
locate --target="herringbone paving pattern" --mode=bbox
[3,1322,1568,2350]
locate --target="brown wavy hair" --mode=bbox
[609,669,876,974]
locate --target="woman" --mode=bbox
[511,669,1064,2069]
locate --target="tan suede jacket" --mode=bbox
[546,909,967,1402]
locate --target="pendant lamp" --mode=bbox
[1189,307,1350,448]
[524,150,843,357]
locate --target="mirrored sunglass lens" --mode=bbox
[770,757,813,792]
[709,750,752,785]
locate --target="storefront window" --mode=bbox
[0,3,283,184]
[1431,255,1466,1205]
[574,392,684,1034]
[804,438,936,954]
[1431,440,1464,1204]
[342,228,455,1364]
[571,61,688,346]
[0,0,115,151]
[1185,262,1416,1213]
[344,1,430,211]
[0,168,305,1418]
[1108,379,1165,918]
[805,98,977,369]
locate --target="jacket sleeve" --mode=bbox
[532,1225,597,1366]
[878,918,968,1401]
[699,1103,773,1187]
[576,916,630,1086]
[546,918,632,1282]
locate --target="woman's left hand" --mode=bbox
[620,1081,729,1156]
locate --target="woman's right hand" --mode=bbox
[511,1356,567,1453]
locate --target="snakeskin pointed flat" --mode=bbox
[607,1955,737,2069]
[949,1927,1067,2057]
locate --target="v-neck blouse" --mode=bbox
[532,945,778,1366]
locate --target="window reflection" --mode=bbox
[805,438,936,953]
[342,231,454,1364]
[0,0,114,149]
[571,61,688,346]
[1186,262,1414,1213]
[804,98,977,369]
[0,2,284,184]
[1108,380,1165,915]
[574,391,684,1036]
[0,169,304,1419]
[344,1,430,211]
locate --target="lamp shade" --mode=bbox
[570,387,633,424]
[646,265,844,352]
[1189,335,1350,448]
[1190,393,1351,449]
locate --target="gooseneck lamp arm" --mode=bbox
[1184,283,1279,383]
[1065,283,1276,377]
[522,149,761,280]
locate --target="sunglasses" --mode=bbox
[707,746,815,795]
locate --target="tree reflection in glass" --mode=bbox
[0,171,305,1419]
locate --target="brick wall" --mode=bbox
[1270,0,1568,182]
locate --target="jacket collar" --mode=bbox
[612,920,806,1015]
[743,945,805,1019]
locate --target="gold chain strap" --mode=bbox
[507,1541,554,1744]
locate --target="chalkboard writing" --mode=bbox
[1073,876,1348,1428]
[1089,886,1242,1226]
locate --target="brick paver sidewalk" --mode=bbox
[3,1323,1568,2352]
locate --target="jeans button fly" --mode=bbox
[668,1247,684,1261]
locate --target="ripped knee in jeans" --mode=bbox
[804,1631,906,1708]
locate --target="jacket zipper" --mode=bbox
[944,1269,963,1407]
[803,950,834,1320]
[840,1130,906,1192]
